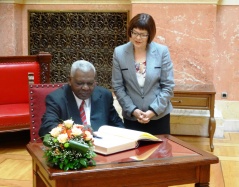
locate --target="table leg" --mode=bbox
[33,163,47,187]
[195,182,209,187]
[209,117,216,152]
[195,165,211,187]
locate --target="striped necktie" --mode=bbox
[79,100,87,125]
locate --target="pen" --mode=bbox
[93,132,102,139]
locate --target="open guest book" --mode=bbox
[93,125,162,155]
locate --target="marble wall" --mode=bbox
[0,0,239,135]
[132,4,216,86]
[0,3,22,55]
[215,5,239,101]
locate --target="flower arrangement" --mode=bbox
[42,119,96,171]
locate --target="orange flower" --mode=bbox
[66,129,72,138]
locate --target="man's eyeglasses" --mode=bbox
[131,30,149,39]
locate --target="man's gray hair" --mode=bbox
[70,60,96,77]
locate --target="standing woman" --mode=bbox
[112,13,175,135]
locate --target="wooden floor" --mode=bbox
[0,130,238,187]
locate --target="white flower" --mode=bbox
[49,127,62,137]
[57,133,68,143]
[71,126,83,137]
[64,119,74,128]
[84,130,93,141]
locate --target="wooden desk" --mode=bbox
[26,135,219,187]
[171,84,216,152]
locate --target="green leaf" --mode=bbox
[80,158,87,167]
[69,140,90,154]
[68,163,74,169]
[64,165,69,171]
[42,134,52,147]
[64,158,68,165]
[90,159,96,166]
[59,162,63,169]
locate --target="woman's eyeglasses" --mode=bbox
[131,30,149,39]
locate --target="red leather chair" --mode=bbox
[29,83,66,142]
[0,52,51,132]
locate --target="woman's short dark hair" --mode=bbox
[128,13,156,44]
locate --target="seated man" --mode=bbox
[39,60,124,137]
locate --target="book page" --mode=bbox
[93,134,136,155]
[96,125,160,142]
[139,132,160,141]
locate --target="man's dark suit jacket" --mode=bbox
[38,84,124,137]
